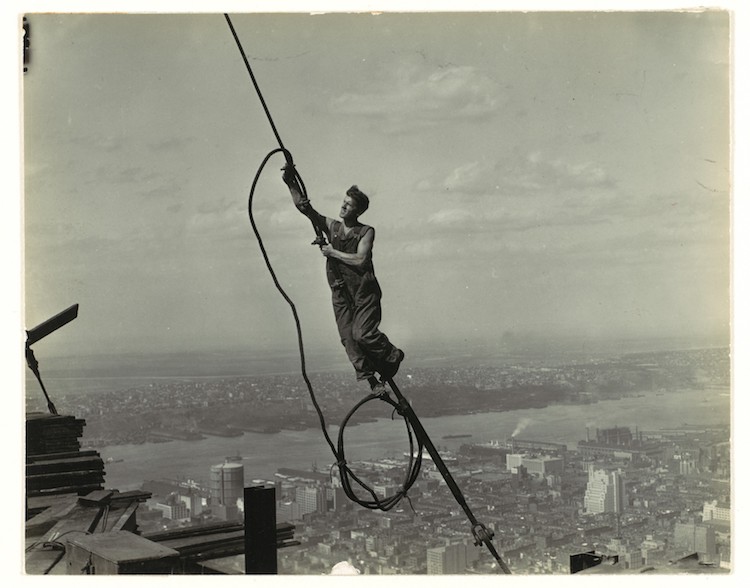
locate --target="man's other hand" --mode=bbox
[296,197,311,212]
[282,164,296,185]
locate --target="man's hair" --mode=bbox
[346,185,369,214]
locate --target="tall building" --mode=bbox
[295,485,323,516]
[185,491,204,517]
[152,500,190,522]
[276,500,301,522]
[702,500,731,526]
[426,541,468,574]
[578,426,664,462]
[673,521,717,561]
[327,485,348,512]
[584,465,625,514]
[597,427,633,446]
[209,461,244,520]
[365,534,383,553]
[506,454,564,477]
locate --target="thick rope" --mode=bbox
[224,14,287,153]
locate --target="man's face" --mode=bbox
[339,196,359,221]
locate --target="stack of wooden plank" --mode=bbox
[26,412,106,503]
[143,520,298,560]
[26,413,87,454]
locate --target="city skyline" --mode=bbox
[24,344,733,573]
[19,9,731,364]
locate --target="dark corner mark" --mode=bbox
[23,16,30,73]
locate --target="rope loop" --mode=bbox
[335,388,424,511]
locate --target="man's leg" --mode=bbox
[351,290,404,380]
[332,293,377,381]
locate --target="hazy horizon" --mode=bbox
[26,331,727,382]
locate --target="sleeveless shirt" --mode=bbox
[326,220,377,295]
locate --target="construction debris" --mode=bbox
[26,412,106,502]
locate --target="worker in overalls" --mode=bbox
[283,168,404,394]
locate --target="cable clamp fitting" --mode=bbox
[471,522,494,547]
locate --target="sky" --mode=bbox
[17,7,733,364]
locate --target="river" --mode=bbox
[98,385,730,492]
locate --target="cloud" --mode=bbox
[421,201,610,240]
[148,137,195,153]
[399,239,439,260]
[580,131,604,144]
[70,133,126,154]
[113,166,161,185]
[330,57,505,131]
[141,185,185,200]
[183,195,310,248]
[426,208,474,227]
[441,162,485,193]
[187,202,246,237]
[196,197,237,216]
[417,151,615,197]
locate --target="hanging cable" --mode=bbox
[224,14,287,154]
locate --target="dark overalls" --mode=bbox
[326,220,401,381]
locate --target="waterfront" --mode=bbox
[98,385,730,492]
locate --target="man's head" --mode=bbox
[346,185,369,214]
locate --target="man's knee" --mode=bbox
[351,330,365,347]
[340,331,357,351]
[353,327,381,351]
[351,329,369,349]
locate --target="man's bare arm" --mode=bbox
[282,167,332,234]
[321,227,374,267]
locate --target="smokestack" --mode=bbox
[586,427,590,442]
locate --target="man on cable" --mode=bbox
[283,167,404,395]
